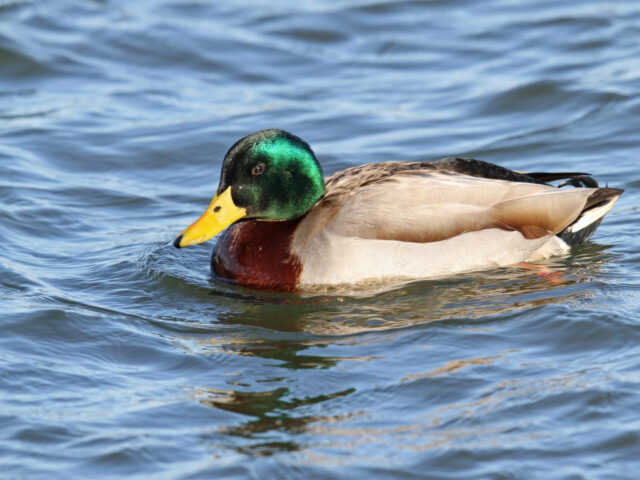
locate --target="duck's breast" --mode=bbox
[212,219,302,291]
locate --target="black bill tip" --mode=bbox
[173,235,183,249]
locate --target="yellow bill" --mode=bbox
[174,187,246,248]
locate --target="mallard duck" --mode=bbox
[174,129,622,291]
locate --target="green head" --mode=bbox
[217,129,326,221]
[174,129,325,249]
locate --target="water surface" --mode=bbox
[1,1,640,478]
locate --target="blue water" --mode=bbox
[1,1,640,478]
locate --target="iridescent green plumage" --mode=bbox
[217,129,325,221]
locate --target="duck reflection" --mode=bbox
[192,384,355,456]
[231,340,341,370]
[178,244,612,457]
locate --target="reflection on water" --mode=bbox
[193,385,355,456]
[165,244,618,460]
[188,347,612,462]
[400,354,503,383]
[182,337,344,370]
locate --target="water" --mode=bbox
[1,0,639,478]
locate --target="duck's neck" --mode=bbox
[212,219,303,291]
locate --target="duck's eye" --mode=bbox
[251,163,265,176]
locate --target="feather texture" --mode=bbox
[288,162,621,286]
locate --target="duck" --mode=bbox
[173,129,622,291]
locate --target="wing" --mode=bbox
[323,171,594,243]
[323,157,596,193]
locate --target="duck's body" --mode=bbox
[175,130,622,292]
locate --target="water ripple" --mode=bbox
[1,0,640,478]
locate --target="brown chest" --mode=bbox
[211,219,302,291]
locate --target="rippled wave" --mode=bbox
[1,0,639,478]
